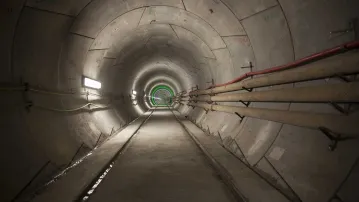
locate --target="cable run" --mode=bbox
[190,40,359,91]
[32,103,111,112]
[0,84,110,98]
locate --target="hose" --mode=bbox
[29,88,78,96]
[198,40,359,91]
[0,85,106,98]
[32,103,111,112]
[0,84,116,112]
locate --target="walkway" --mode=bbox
[88,109,235,202]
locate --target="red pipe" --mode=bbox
[194,40,359,91]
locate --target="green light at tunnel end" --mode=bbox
[150,85,175,106]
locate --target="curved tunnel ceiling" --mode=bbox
[2,0,359,201]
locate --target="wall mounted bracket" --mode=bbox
[240,61,253,69]
[242,87,253,92]
[217,131,223,142]
[240,100,250,107]
[26,101,33,112]
[86,92,89,102]
[319,127,356,151]
[329,194,344,202]
[330,18,357,38]
[335,74,352,82]
[329,102,350,115]
[234,112,245,121]
[207,126,211,135]
[206,78,215,86]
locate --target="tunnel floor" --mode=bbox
[31,109,289,202]
[87,110,235,202]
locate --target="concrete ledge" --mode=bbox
[181,119,290,202]
[32,113,151,202]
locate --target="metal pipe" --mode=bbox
[187,103,358,136]
[196,40,359,90]
[190,51,359,96]
[188,82,359,103]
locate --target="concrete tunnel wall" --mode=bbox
[1,0,359,201]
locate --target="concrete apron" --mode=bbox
[88,110,236,202]
[32,111,153,202]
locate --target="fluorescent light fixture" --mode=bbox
[84,77,101,89]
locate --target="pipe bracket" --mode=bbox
[240,61,253,69]
[207,126,211,135]
[242,87,253,92]
[86,91,89,102]
[329,102,350,115]
[329,194,344,202]
[209,88,216,96]
[240,101,250,107]
[25,101,33,112]
[335,74,352,82]
[210,104,215,111]
[217,131,223,142]
[319,127,356,151]
[234,112,245,121]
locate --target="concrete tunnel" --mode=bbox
[1,0,359,201]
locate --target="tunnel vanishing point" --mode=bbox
[1,0,359,202]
